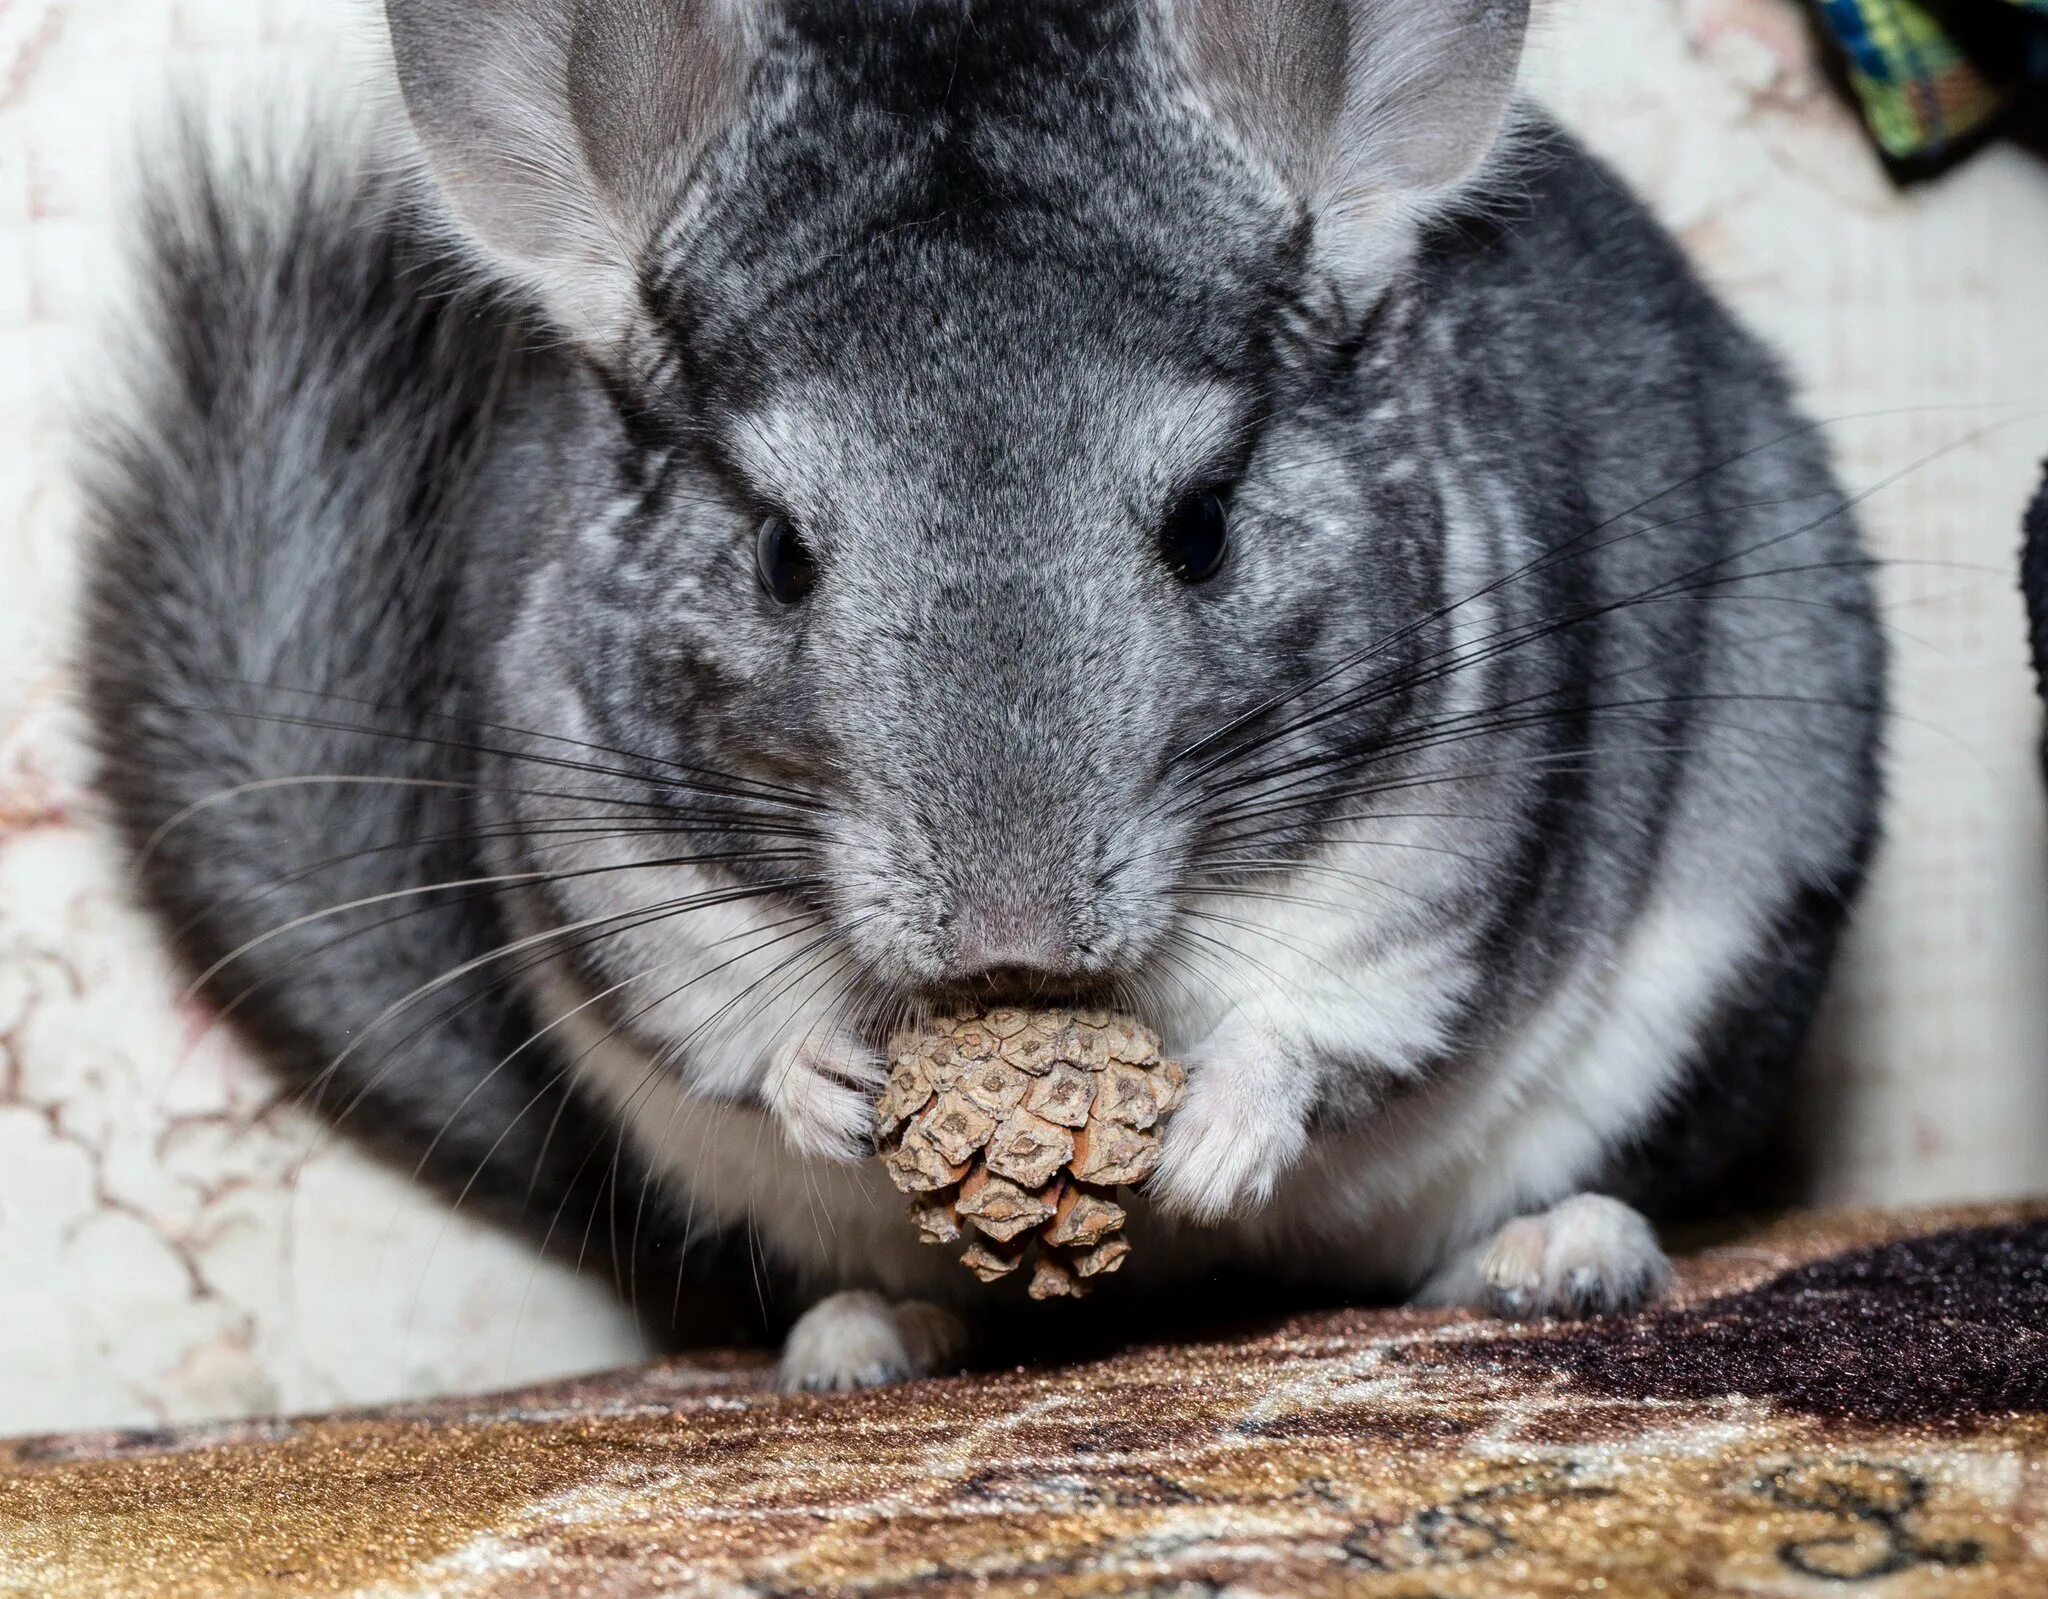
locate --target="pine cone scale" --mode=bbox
[876,1007,1180,1299]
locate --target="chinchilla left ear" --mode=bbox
[386,0,756,344]
[1163,0,1531,286]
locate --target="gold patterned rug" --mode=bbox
[4,1203,2045,1598]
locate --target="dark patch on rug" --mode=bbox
[1440,1220,2048,1424]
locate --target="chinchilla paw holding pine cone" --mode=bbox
[875,1008,1187,1299]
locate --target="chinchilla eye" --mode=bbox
[1160,489,1230,584]
[755,514,817,605]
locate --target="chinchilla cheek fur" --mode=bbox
[82,0,1882,1387]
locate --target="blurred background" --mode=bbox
[1,0,2043,1437]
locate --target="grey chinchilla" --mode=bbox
[80,0,1883,1388]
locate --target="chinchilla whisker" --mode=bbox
[1172,880,1382,921]
[1181,407,2032,788]
[1168,446,1851,775]
[1183,867,1453,929]
[177,696,826,817]
[139,774,467,865]
[286,895,828,1181]
[1395,553,1978,730]
[188,847,817,1001]
[1200,812,1587,870]
[1160,918,1340,1061]
[1147,926,1234,1012]
[418,914,842,1332]
[641,917,853,1087]
[1230,716,1836,830]
[1257,396,2029,526]
[444,808,823,847]
[514,912,843,1241]
[264,815,816,887]
[201,866,770,1051]
[635,917,863,1118]
[694,933,871,1249]
[1119,803,1526,878]
[1182,518,1866,791]
[803,987,883,1245]
[827,979,905,1225]
[282,878,823,1136]
[534,924,860,1302]
[413,970,667,1197]
[389,907,830,1195]
[653,943,869,1284]
[1130,944,1211,1034]
[237,809,816,895]
[1200,722,1865,843]
[392,961,667,1327]
[781,946,876,1083]
[283,894,827,1304]
[164,698,681,801]
[1185,843,1648,958]
[1413,689,1881,763]
[1170,918,1320,1008]
[1246,806,1522,839]
[1191,835,1501,878]
[1190,585,1901,820]
[257,673,827,809]
[1175,901,1341,968]
[137,771,761,869]
[1311,689,1885,804]
[176,827,813,950]
[202,670,818,812]
[1201,675,1881,827]
[697,921,871,1082]
[188,869,591,1001]
[1199,749,1699,837]
[407,911,838,1336]
[1297,526,1967,785]
[1154,940,1237,1028]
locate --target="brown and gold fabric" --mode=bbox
[4,1203,2045,1597]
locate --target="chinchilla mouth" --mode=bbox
[918,970,1123,1017]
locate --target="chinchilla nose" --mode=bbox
[943,891,1079,982]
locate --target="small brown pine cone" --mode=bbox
[875,1008,1185,1299]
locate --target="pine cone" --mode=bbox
[874,1008,1185,1299]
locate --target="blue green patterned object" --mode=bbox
[1813,0,2048,163]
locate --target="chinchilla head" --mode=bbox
[389,0,1529,1002]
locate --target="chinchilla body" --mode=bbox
[83,0,1881,1359]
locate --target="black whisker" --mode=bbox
[203,671,820,808]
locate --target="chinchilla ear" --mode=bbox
[385,0,753,343]
[1166,0,1530,283]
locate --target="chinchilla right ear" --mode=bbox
[1165,0,1531,290]
[385,0,756,345]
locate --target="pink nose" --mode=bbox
[947,896,1071,979]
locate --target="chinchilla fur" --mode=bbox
[81,0,1884,1384]
[2026,465,2047,739]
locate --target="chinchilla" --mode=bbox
[80,0,1883,1388]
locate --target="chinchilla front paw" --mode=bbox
[762,1032,887,1161]
[1147,1032,1310,1224]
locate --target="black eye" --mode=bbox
[1160,489,1230,584]
[755,514,817,604]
